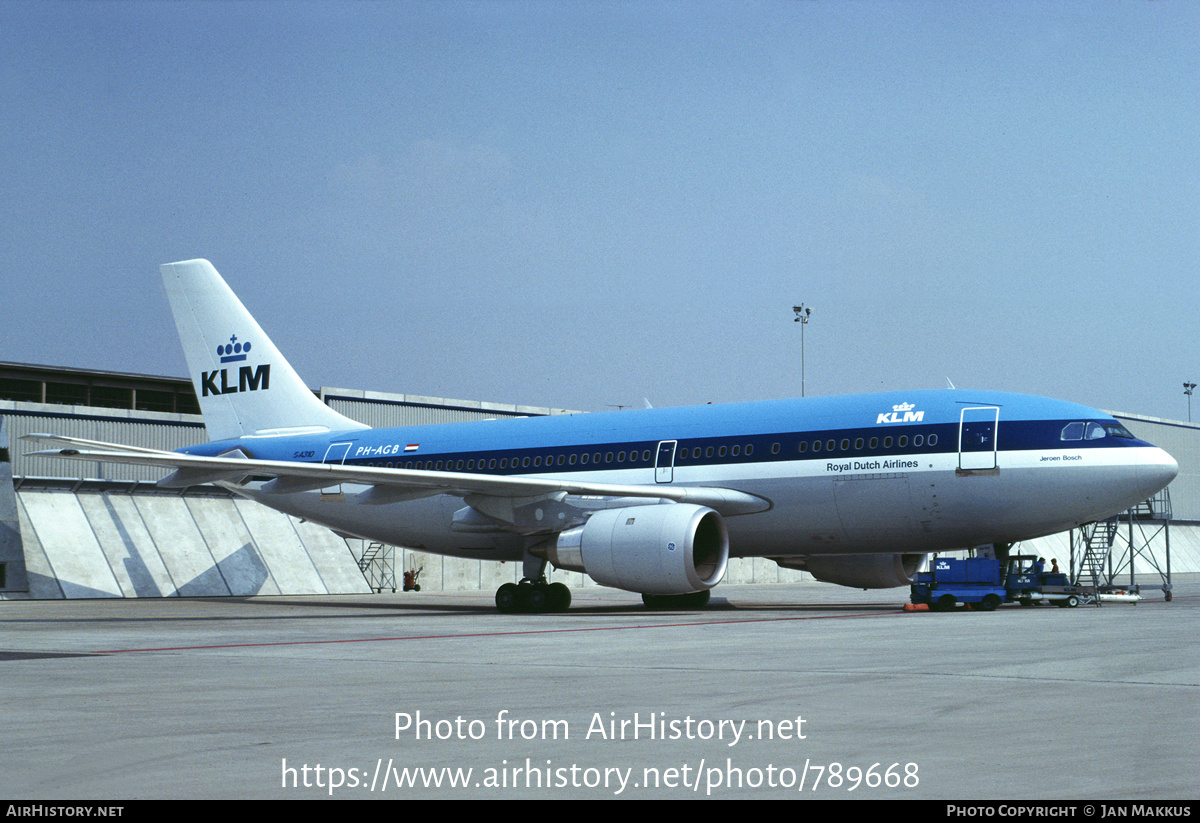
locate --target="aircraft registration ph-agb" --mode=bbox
[28,260,1178,612]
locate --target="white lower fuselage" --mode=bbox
[235,440,1175,563]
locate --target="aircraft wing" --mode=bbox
[23,434,770,520]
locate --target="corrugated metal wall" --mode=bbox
[321,387,576,429]
[326,397,515,428]
[2,402,207,481]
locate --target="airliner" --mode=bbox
[28,260,1178,613]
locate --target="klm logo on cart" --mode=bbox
[876,402,924,425]
[201,334,271,396]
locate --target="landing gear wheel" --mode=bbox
[548,582,572,612]
[496,583,521,613]
[527,584,550,613]
[495,580,572,613]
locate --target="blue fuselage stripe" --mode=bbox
[186,392,1150,478]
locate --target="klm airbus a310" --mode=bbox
[28,260,1178,612]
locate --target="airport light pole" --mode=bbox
[1186,382,1196,423]
[793,304,812,397]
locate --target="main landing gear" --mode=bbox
[493,555,712,614]
[495,578,572,613]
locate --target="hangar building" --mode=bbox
[2,361,1197,601]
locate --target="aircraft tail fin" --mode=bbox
[160,259,369,441]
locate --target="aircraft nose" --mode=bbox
[1139,447,1178,497]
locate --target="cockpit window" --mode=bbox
[1060,422,1085,441]
[1063,421,1135,441]
[1085,421,1135,440]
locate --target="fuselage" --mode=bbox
[180,389,1178,563]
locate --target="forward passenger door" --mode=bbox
[958,407,999,472]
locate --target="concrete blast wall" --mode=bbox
[4,484,1195,601]
[5,489,370,600]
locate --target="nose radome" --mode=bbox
[1141,448,1179,496]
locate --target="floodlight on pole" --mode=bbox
[793,304,812,397]
[1186,382,1196,423]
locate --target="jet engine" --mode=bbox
[780,553,925,589]
[536,503,729,595]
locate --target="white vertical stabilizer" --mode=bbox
[160,259,369,441]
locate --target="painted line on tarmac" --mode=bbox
[89,610,900,654]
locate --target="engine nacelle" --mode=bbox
[540,504,729,595]
[782,553,925,589]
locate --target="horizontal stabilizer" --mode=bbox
[22,433,179,456]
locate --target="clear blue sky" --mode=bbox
[2,1,1197,419]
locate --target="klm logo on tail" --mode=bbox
[201,334,271,396]
[218,334,251,363]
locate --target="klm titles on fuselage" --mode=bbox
[201,336,270,397]
[827,459,919,473]
[876,402,924,425]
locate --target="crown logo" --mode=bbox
[892,402,915,412]
[217,334,252,363]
